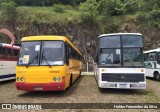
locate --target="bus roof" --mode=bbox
[144,48,160,53]
[21,35,82,55]
[0,43,19,50]
[99,33,142,38]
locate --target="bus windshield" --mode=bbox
[18,41,64,66]
[40,41,64,66]
[123,48,144,67]
[122,35,142,47]
[99,35,144,67]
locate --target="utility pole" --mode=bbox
[17,27,20,43]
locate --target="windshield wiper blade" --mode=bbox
[26,54,38,68]
[42,53,52,68]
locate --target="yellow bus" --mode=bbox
[16,36,83,91]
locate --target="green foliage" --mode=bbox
[53,4,65,13]
[79,0,99,24]
[0,0,159,30]
[136,0,160,29]
[98,0,125,16]
[4,0,86,6]
[148,9,160,28]
[140,0,160,11]
[0,1,17,21]
[123,0,138,14]
[15,6,81,24]
[137,9,160,29]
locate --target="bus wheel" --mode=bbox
[154,72,160,80]
[69,75,72,88]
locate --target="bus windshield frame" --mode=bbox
[98,35,144,67]
[17,40,65,66]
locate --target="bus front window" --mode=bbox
[18,42,41,65]
[99,49,121,66]
[99,36,121,66]
[40,41,64,66]
[122,35,144,67]
[122,35,142,47]
[123,48,144,67]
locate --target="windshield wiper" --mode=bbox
[42,52,52,68]
[26,54,38,68]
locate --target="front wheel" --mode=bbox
[154,72,160,80]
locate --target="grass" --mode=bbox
[16,6,81,23]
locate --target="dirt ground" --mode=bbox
[0,75,160,112]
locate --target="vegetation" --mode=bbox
[0,0,86,6]
[0,0,159,54]
[53,4,65,13]
[0,1,17,21]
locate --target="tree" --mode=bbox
[0,1,17,21]
[123,0,138,14]
[79,0,99,23]
[98,0,125,16]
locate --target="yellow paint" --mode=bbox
[16,35,83,90]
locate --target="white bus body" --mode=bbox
[144,48,160,80]
[94,33,146,89]
[0,43,19,82]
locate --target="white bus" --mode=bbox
[0,43,19,82]
[94,33,146,89]
[144,48,160,80]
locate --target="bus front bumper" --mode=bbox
[15,82,65,91]
[99,82,146,89]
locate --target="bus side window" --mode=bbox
[15,50,19,56]
[0,47,5,57]
[12,49,19,58]
[157,52,160,64]
[149,53,156,61]
[68,45,72,58]
[5,48,11,57]
[71,48,74,58]
[144,54,147,61]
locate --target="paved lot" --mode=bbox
[0,75,160,112]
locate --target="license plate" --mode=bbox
[34,86,43,90]
[119,84,128,88]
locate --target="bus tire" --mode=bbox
[154,72,160,80]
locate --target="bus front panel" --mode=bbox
[96,67,146,89]
[16,66,67,91]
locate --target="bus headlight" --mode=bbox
[53,77,62,82]
[21,77,24,81]
[140,69,144,73]
[16,77,20,81]
[16,77,24,82]
[101,69,106,72]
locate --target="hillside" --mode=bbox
[0,0,160,56]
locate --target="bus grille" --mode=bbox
[102,73,145,82]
